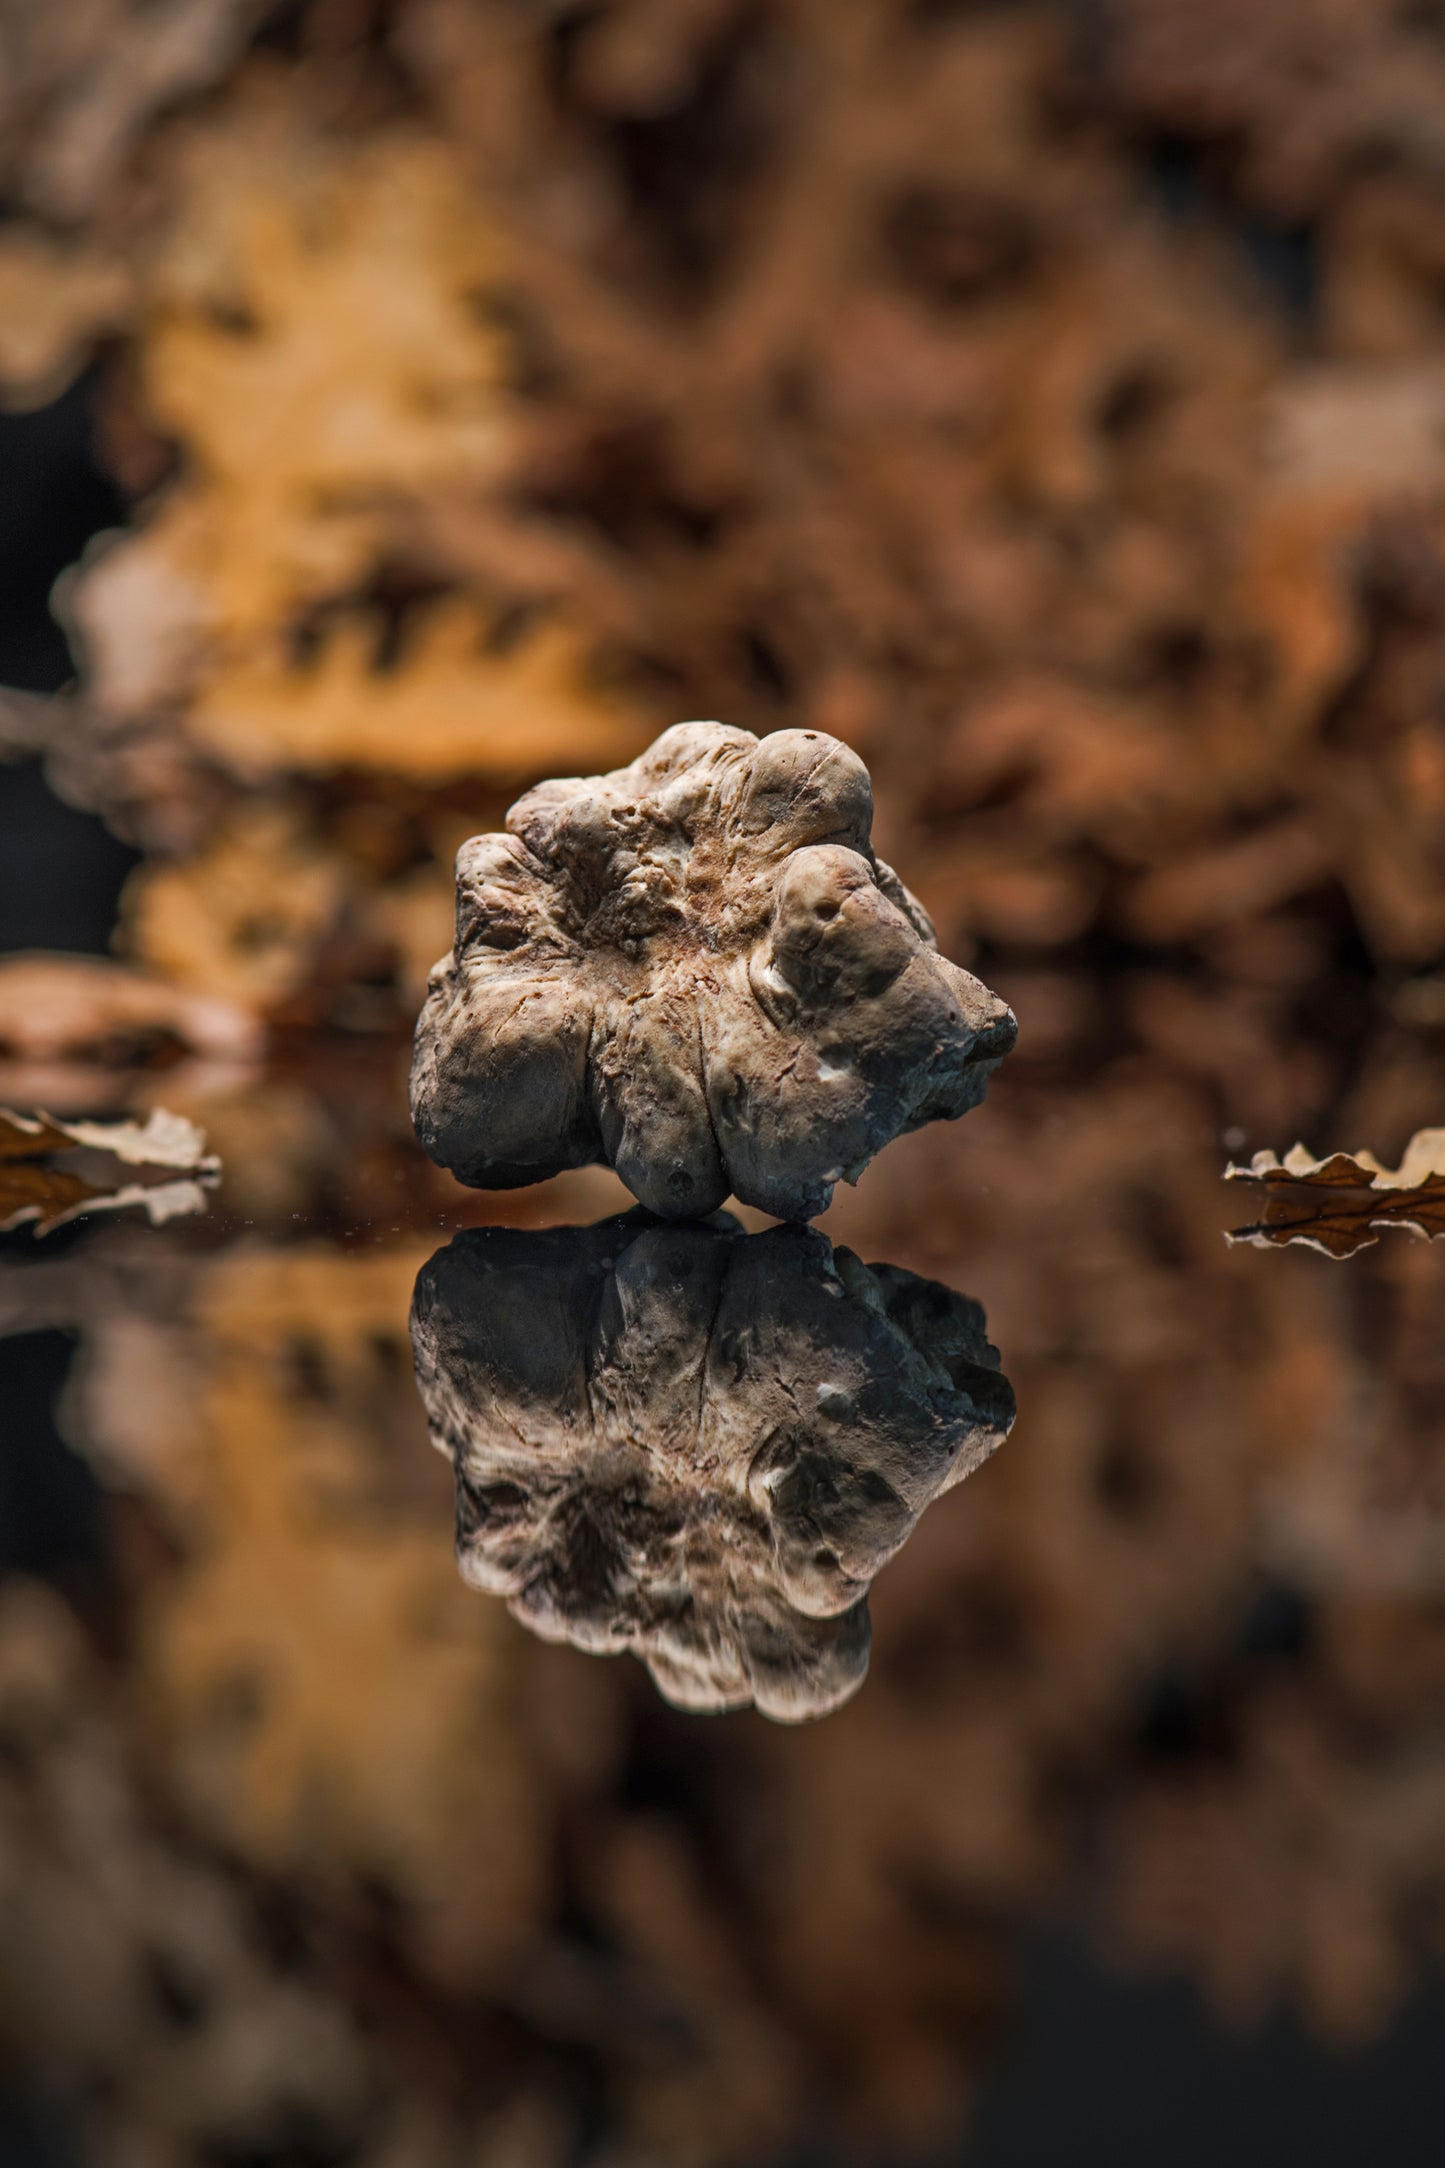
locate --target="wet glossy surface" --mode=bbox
[3,1044,1444,2164]
[413,1213,1013,1718]
[5,0,1445,2147]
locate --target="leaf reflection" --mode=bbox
[1226,1130,1445,1258]
[0,1105,219,1235]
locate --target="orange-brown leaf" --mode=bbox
[0,1105,220,1235]
[1225,1129,1445,1256]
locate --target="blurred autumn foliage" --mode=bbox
[2,0,1444,1075]
[2,1,1445,2164]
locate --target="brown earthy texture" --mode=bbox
[412,725,1015,1217]
[411,1213,1013,1716]
[3,0,1445,2160]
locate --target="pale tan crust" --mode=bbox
[411,722,1016,1220]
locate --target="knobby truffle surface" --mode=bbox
[410,1215,1015,1720]
[410,722,1016,1219]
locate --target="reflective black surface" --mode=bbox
[412,1213,1013,1718]
[2,1084,1444,2167]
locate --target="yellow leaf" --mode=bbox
[186,603,650,782]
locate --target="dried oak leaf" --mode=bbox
[47,84,654,832]
[184,602,646,786]
[1236,366,1445,741]
[0,1104,218,1234]
[412,723,1017,1221]
[0,232,133,410]
[1100,0,1445,221]
[62,108,538,753]
[0,952,258,1079]
[1226,1131,1445,1256]
[122,799,352,1013]
[121,795,478,1021]
[0,0,266,220]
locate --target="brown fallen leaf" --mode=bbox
[0,0,268,222]
[65,110,518,707]
[1225,1130,1445,1257]
[183,603,649,784]
[0,954,260,1061]
[0,231,133,409]
[0,1106,219,1236]
[0,953,261,1112]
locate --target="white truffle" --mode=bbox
[411,722,1016,1220]
[410,1214,1015,1722]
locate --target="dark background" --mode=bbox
[3,362,1442,2167]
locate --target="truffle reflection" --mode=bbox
[411,1215,1013,1721]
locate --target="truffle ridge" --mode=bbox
[411,721,1016,1219]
